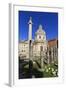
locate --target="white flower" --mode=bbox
[52,71,56,76]
[46,69,48,72]
[52,68,54,72]
[48,67,50,70]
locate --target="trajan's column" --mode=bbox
[28,17,33,60]
[28,17,33,40]
[28,17,33,78]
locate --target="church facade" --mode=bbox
[18,17,58,65]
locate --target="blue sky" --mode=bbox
[19,11,58,41]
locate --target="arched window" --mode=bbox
[39,35,41,39]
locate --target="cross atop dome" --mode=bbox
[39,24,42,29]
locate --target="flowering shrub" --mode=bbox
[43,64,58,77]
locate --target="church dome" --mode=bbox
[35,25,46,42]
[35,25,45,35]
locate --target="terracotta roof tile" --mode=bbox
[48,39,58,47]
